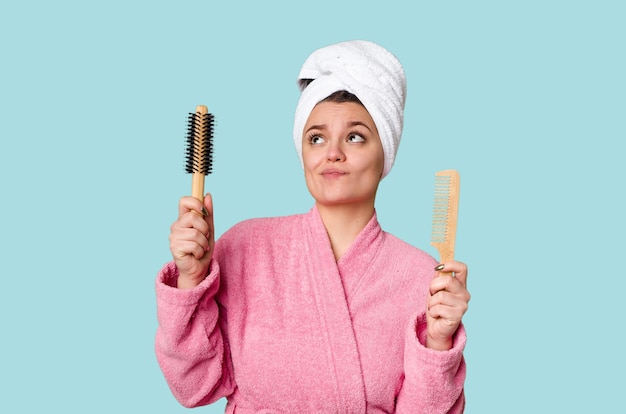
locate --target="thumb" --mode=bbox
[204,193,215,242]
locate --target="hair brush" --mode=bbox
[185,105,214,213]
[430,169,460,276]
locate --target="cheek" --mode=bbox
[366,151,385,177]
[302,155,312,174]
[302,148,320,171]
[301,151,315,181]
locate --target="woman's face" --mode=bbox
[302,101,384,209]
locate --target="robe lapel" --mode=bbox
[337,211,384,300]
[303,207,367,413]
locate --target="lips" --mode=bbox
[321,168,347,177]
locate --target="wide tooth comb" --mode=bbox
[185,105,214,204]
[430,169,460,276]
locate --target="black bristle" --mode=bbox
[185,112,214,175]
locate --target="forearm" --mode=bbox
[395,312,466,413]
[154,261,234,407]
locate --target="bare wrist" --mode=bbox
[176,273,206,289]
[426,334,452,351]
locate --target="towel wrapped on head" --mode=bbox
[293,40,407,179]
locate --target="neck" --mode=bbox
[316,202,375,261]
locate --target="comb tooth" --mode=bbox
[432,202,451,241]
[431,173,452,242]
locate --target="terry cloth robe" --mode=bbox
[155,206,466,413]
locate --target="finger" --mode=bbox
[204,193,215,243]
[171,227,210,250]
[178,196,206,218]
[428,289,468,318]
[428,277,471,305]
[172,212,210,238]
[171,238,209,260]
[428,288,470,311]
[169,237,209,261]
[427,302,465,328]
[429,275,460,296]
[434,261,468,286]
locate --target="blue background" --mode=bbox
[1,1,624,412]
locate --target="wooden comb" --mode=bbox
[430,169,460,277]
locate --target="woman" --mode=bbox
[156,40,470,413]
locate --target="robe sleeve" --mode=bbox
[154,261,235,407]
[395,312,466,413]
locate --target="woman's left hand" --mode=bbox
[426,261,470,351]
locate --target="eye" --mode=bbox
[347,133,365,143]
[308,134,325,145]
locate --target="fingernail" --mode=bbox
[434,264,445,271]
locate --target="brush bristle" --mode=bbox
[185,112,214,175]
[430,174,453,244]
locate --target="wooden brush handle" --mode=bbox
[192,172,205,202]
[438,250,455,278]
[191,105,209,202]
[437,246,455,264]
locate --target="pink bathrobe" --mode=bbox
[155,206,466,413]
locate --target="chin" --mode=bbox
[316,194,375,207]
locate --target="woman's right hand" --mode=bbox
[169,193,215,289]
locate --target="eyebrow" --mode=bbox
[348,121,373,132]
[304,121,373,134]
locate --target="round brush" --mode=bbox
[185,105,214,215]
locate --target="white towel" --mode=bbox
[293,40,407,178]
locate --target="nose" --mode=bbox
[326,139,345,162]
